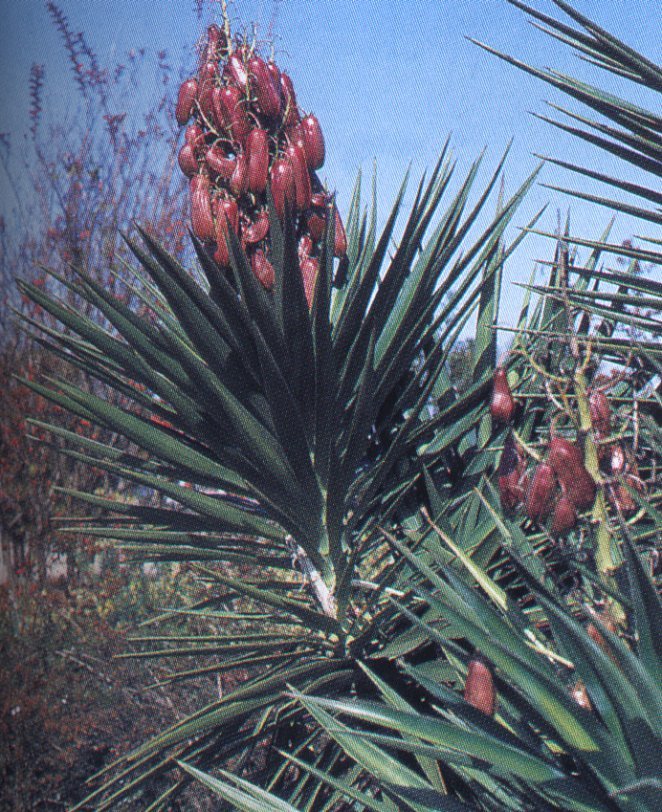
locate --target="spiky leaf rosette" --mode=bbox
[19,142,537,807]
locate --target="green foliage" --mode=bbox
[17,1,661,809]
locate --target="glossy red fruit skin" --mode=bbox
[571,680,592,711]
[242,209,270,245]
[270,158,295,220]
[176,78,198,125]
[251,249,275,290]
[548,437,595,510]
[197,61,219,119]
[215,86,250,145]
[279,72,299,126]
[213,197,239,267]
[246,128,270,194]
[307,210,326,242]
[286,142,312,210]
[190,174,215,242]
[205,23,225,58]
[249,55,281,118]
[525,463,556,522]
[334,209,347,257]
[464,658,496,716]
[300,114,325,170]
[178,144,198,177]
[301,256,319,309]
[205,145,236,179]
[550,493,577,537]
[490,368,515,423]
[225,48,249,90]
[609,443,627,474]
[229,153,248,196]
[589,389,611,436]
[185,123,205,150]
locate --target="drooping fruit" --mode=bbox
[251,249,275,290]
[224,47,249,90]
[550,493,577,537]
[229,153,249,196]
[498,433,526,512]
[197,61,219,120]
[175,78,198,125]
[178,144,198,177]
[205,145,236,180]
[589,388,611,436]
[270,157,295,220]
[242,209,270,245]
[279,72,299,126]
[464,657,496,716]
[587,610,620,665]
[307,209,326,242]
[300,114,325,170]
[215,86,250,145]
[334,208,347,257]
[246,128,270,194]
[213,197,239,268]
[286,142,312,210]
[249,55,281,118]
[548,436,595,510]
[189,174,215,242]
[301,256,319,309]
[490,367,515,424]
[525,463,556,522]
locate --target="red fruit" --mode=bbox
[300,114,325,170]
[242,209,270,245]
[266,61,280,87]
[464,658,496,716]
[246,128,270,194]
[175,78,198,125]
[189,174,215,242]
[307,210,326,242]
[547,436,584,471]
[550,493,577,537]
[548,436,596,510]
[490,368,515,424]
[229,153,249,196]
[215,86,250,145]
[279,72,299,126]
[286,142,312,210]
[301,256,319,308]
[205,23,225,58]
[251,249,275,290]
[498,433,526,512]
[525,463,556,522]
[249,55,281,118]
[213,197,239,267]
[205,145,236,179]
[197,61,219,119]
[225,48,249,90]
[178,144,198,177]
[185,123,205,150]
[589,389,611,436]
[298,234,313,260]
[270,157,295,219]
[334,209,347,257]
[587,612,620,665]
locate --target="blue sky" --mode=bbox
[1,0,659,326]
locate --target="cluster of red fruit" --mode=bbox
[175,24,347,304]
[490,368,643,537]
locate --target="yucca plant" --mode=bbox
[202,2,661,810]
[18,1,660,809]
[18,98,540,812]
